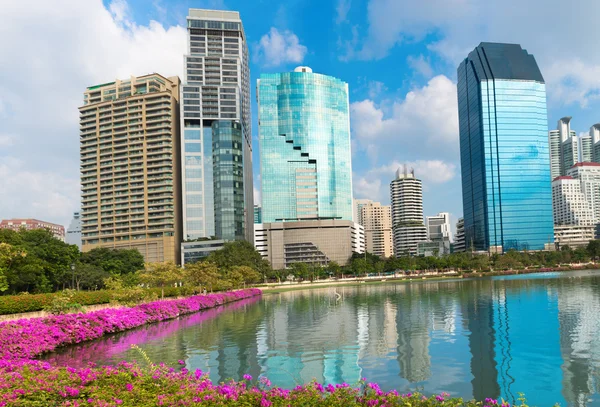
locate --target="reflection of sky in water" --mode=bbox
[47,271,600,407]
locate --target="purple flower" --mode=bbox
[126,383,133,391]
[243,374,252,381]
[436,395,445,402]
[260,397,272,407]
[178,360,185,365]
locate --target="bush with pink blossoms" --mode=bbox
[0,360,522,407]
[0,289,261,361]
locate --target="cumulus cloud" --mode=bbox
[344,0,600,107]
[0,0,186,225]
[254,28,308,67]
[407,54,433,78]
[350,75,458,162]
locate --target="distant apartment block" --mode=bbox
[254,205,262,224]
[254,220,364,270]
[554,225,595,249]
[390,166,427,256]
[357,201,394,258]
[79,74,182,263]
[353,199,372,225]
[0,218,65,241]
[552,176,595,227]
[65,212,82,249]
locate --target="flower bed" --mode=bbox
[0,360,511,407]
[0,289,261,362]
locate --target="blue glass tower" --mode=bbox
[457,43,554,252]
[258,67,353,223]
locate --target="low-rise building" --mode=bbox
[0,218,65,241]
[554,225,594,249]
[254,220,364,270]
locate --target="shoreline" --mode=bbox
[260,265,598,294]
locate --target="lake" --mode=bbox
[47,270,600,407]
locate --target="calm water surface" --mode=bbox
[48,270,600,407]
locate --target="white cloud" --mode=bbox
[336,0,352,24]
[350,75,458,162]
[367,80,387,99]
[353,173,383,201]
[0,0,186,225]
[0,134,15,147]
[407,54,433,78]
[345,0,600,107]
[254,27,308,67]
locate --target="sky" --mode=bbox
[2,0,600,232]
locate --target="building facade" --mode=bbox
[79,74,182,263]
[454,218,465,252]
[253,205,262,224]
[65,212,82,249]
[359,201,394,258]
[181,239,225,265]
[353,199,372,225]
[549,117,583,179]
[253,220,364,270]
[554,225,595,249]
[551,176,595,226]
[258,66,353,223]
[566,162,600,223]
[390,167,427,256]
[0,219,65,241]
[457,42,554,252]
[181,9,253,243]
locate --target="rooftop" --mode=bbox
[571,162,600,168]
[553,176,574,181]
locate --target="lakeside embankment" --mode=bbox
[259,264,598,294]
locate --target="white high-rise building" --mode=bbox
[549,117,580,179]
[579,134,593,163]
[551,176,595,226]
[567,162,600,222]
[181,9,253,243]
[589,124,600,163]
[426,212,452,242]
[390,166,427,256]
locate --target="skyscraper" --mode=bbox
[256,66,361,268]
[390,166,427,256]
[549,117,580,179]
[457,42,554,252]
[258,66,353,223]
[181,9,252,243]
[66,212,82,249]
[79,74,182,263]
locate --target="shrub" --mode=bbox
[43,289,83,315]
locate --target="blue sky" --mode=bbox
[2,0,600,231]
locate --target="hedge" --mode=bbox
[0,286,186,315]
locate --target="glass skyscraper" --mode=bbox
[258,66,353,223]
[457,42,553,252]
[181,9,252,242]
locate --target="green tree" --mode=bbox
[289,262,309,281]
[230,265,261,285]
[587,240,600,262]
[73,262,108,290]
[326,261,342,278]
[80,247,144,276]
[137,262,183,298]
[207,241,271,274]
[0,243,26,292]
[183,261,220,290]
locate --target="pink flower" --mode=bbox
[126,383,133,391]
[243,374,252,381]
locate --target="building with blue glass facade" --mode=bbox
[258,66,353,223]
[457,42,554,252]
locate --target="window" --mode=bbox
[185,143,201,153]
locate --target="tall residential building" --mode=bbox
[458,42,554,252]
[579,134,592,163]
[566,162,600,222]
[79,74,182,263]
[454,218,465,252]
[65,212,82,249]
[360,201,394,258]
[258,66,353,223]
[0,219,65,241]
[353,199,372,225]
[589,124,600,163]
[181,9,252,243]
[551,176,595,226]
[390,166,427,256]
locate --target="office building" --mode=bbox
[390,166,427,255]
[181,239,225,264]
[258,66,353,223]
[79,74,182,263]
[551,176,595,227]
[0,218,65,241]
[458,42,554,252]
[554,225,594,249]
[181,9,253,243]
[454,218,465,252]
[254,205,262,224]
[359,201,394,258]
[65,212,82,249]
[254,220,364,269]
[419,212,452,256]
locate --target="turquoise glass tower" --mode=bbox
[457,43,554,252]
[258,67,353,223]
